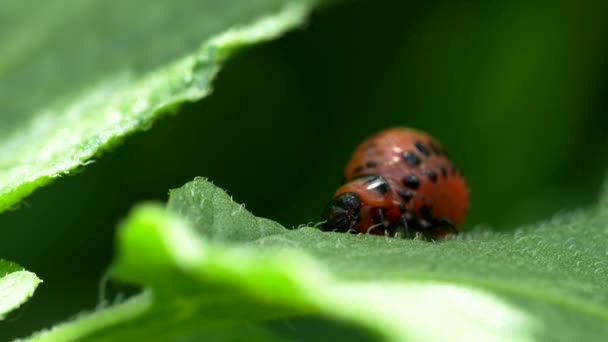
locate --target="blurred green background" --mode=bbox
[2,0,608,339]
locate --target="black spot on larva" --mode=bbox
[402,174,420,189]
[353,165,364,173]
[438,165,448,178]
[365,175,390,194]
[414,141,430,157]
[398,188,414,202]
[450,164,459,175]
[398,201,407,213]
[420,205,433,220]
[430,142,443,155]
[366,160,378,168]
[401,151,421,166]
[371,207,388,226]
[422,168,438,183]
[433,216,455,229]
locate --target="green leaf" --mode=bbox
[166,177,286,242]
[24,178,608,341]
[0,0,317,213]
[0,260,41,319]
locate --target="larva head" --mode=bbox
[321,191,362,232]
[322,175,403,234]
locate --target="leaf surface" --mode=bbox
[26,178,608,341]
[0,260,41,320]
[0,0,316,212]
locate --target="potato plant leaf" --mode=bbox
[0,0,316,213]
[0,260,41,320]
[23,178,608,341]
